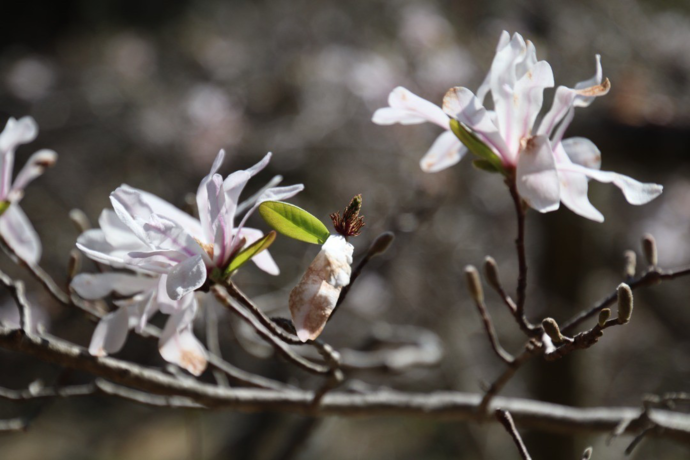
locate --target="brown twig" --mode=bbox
[496,409,532,460]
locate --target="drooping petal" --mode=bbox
[419,131,466,173]
[561,137,602,170]
[557,163,663,205]
[71,273,157,300]
[373,87,449,129]
[0,204,41,263]
[88,308,130,357]
[237,227,280,275]
[7,149,57,201]
[289,235,353,342]
[158,301,207,376]
[558,169,604,222]
[157,275,195,315]
[516,135,560,212]
[166,254,207,300]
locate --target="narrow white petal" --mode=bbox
[158,303,208,376]
[516,136,560,213]
[88,308,130,357]
[419,131,466,173]
[558,163,663,205]
[0,117,38,153]
[166,254,207,300]
[71,273,157,300]
[0,205,41,263]
[561,137,602,170]
[385,87,449,129]
[372,107,428,125]
[9,149,57,200]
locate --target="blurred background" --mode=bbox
[0,0,689,458]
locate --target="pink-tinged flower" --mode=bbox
[375,32,663,221]
[289,235,353,342]
[77,149,303,300]
[71,272,208,376]
[0,116,57,262]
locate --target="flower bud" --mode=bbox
[368,231,395,257]
[483,256,501,291]
[642,234,657,266]
[464,265,483,304]
[542,317,564,344]
[582,447,593,460]
[617,283,633,324]
[623,250,636,278]
[69,209,91,233]
[598,308,611,327]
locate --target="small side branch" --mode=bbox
[496,409,532,460]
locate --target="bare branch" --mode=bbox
[496,409,532,460]
[0,269,32,331]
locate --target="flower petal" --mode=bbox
[516,136,560,213]
[557,163,663,205]
[159,302,208,376]
[8,149,57,201]
[0,117,38,154]
[166,254,207,300]
[0,204,41,263]
[419,131,466,173]
[374,87,449,129]
[561,137,601,170]
[71,273,157,300]
[88,308,130,357]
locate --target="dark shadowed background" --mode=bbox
[0,0,689,459]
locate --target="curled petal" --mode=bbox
[0,204,41,263]
[88,308,130,357]
[71,273,157,300]
[8,149,57,200]
[561,137,601,170]
[419,131,466,173]
[557,163,663,206]
[289,235,353,342]
[166,254,207,300]
[516,136,560,213]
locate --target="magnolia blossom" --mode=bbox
[71,272,208,376]
[374,32,663,221]
[75,149,302,373]
[0,116,57,262]
[77,149,302,299]
[289,235,353,342]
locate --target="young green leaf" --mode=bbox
[450,119,505,174]
[224,231,277,276]
[259,201,330,244]
[0,201,9,217]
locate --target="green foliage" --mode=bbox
[224,231,277,276]
[258,201,330,244]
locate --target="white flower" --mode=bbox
[289,235,353,342]
[72,272,208,376]
[0,116,57,262]
[374,31,663,221]
[77,149,303,300]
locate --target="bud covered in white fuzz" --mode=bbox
[289,235,354,342]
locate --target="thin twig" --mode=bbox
[0,269,32,332]
[506,179,538,337]
[496,409,532,460]
[478,344,539,415]
[560,266,690,334]
[205,303,230,387]
[471,288,514,365]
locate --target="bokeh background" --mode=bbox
[0,0,689,458]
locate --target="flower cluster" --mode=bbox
[73,149,303,374]
[374,31,662,221]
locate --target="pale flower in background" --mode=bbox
[374,31,663,222]
[0,116,57,262]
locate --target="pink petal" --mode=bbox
[419,131,466,173]
[88,308,130,357]
[166,254,207,300]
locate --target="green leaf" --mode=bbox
[449,119,505,174]
[224,231,277,276]
[0,201,9,217]
[258,201,330,245]
[472,159,500,174]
